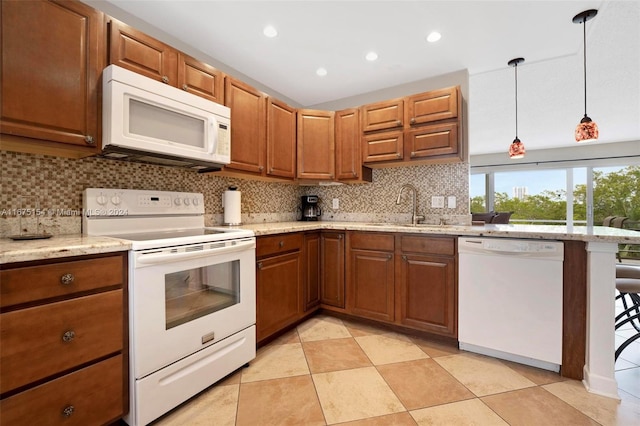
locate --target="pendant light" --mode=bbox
[508,57,525,159]
[573,9,599,142]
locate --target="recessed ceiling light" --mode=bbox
[316,67,328,77]
[426,31,442,43]
[263,25,278,38]
[365,51,378,61]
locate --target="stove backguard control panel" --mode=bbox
[84,188,205,217]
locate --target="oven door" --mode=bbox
[131,237,255,379]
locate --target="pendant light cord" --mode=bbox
[583,17,588,117]
[515,62,519,138]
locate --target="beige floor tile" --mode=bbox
[236,375,325,426]
[355,332,429,365]
[155,384,239,426]
[339,412,418,425]
[482,386,599,425]
[543,380,640,426]
[342,319,388,337]
[269,328,301,345]
[377,358,475,410]
[297,315,351,342]
[312,366,405,424]
[303,337,372,373]
[434,353,536,397]
[409,336,460,358]
[241,342,309,383]
[499,359,566,385]
[410,399,508,426]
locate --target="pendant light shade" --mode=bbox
[573,9,599,142]
[508,58,525,159]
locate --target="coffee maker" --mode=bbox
[299,195,322,221]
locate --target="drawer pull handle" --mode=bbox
[402,255,408,261]
[257,262,263,270]
[162,75,169,84]
[410,117,416,125]
[62,405,75,417]
[62,330,76,343]
[60,273,74,285]
[279,241,284,248]
[338,234,343,240]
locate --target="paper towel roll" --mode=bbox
[223,189,242,225]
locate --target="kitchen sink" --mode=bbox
[364,223,469,228]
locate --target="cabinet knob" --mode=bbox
[62,330,75,343]
[352,171,357,177]
[60,273,75,285]
[269,168,274,173]
[62,406,75,418]
[330,174,334,179]
[396,120,402,126]
[279,241,284,248]
[84,135,95,145]
[258,166,264,172]
[402,255,408,261]
[387,254,392,260]
[410,117,416,125]
[162,75,169,84]
[257,262,263,270]
[396,153,401,158]
[411,152,416,158]
[338,234,343,240]
[182,84,188,91]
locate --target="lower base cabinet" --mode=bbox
[320,232,345,308]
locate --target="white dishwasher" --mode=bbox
[458,237,564,372]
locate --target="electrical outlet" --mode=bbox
[431,196,445,208]
[447,196,456,209]
[332,198,340,209]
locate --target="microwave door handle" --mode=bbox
[208,120,217,154]
[137,240,255,265]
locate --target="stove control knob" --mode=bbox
[96,194,108,205]
[184,198,191,206]
[174,198,182,206]
[111,195,122,206]
[192,198,199,206]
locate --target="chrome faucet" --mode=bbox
[396,184,425,225]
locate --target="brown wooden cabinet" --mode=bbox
[405,122,458,160]
[320,232,345,308]
[0,252,128,425]
[406,86,458,126]
[347,232,395,322]
[297,109,335,180]
[0,0,105,156]
[361,98,404,132]
[256,234,304,343]
[304,232,321,311]
[224,77,267,175]
[335,108,372,183]
[178,53,224,104]
[363,130,404,163]
[397,235,457,337]
[267,98,297,179]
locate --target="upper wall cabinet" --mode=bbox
[297,110,335,181]
[0,0,105,157]
[335,108,372,183]
[224,77,267,175]
[361,98,404,132]
[406,87,458,126]
[109,19,224,104]
[266,98,297,179]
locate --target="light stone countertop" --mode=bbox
[1,222,638,264]
[0,235,131,264]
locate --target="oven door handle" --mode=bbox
[136,240,255,265]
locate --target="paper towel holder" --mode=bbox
[222,186,242,226]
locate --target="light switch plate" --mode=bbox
[332,198,340,209]
[447,196,456,209]
[431,196,445,208]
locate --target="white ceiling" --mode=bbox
[100,0,639,156]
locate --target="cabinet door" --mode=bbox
[256,251,302,342]
[399,254,456,337]
[1,0,104,150]
[361,98,404,132]
[406,86,458,126]
[224,77,266,174]
[405,122,458,160]
[304,233,321,311]
[297,109,335,180]
[336,108,364,181]
[321,232,345,308]
[267,98,297,179]
[348,249,394,322]
[363,130,403,163]
[177,53,224,104]
[109,18,178,85]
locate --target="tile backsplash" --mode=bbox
[1,151,469,237]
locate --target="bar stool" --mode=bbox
[615,264,640,361]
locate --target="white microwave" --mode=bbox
[102,64,231,171]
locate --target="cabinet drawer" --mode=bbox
[257,233,303,258]
[1,254,125,308]
[349,232,394,252]
[363,130,403,163]
[407,86,458,125]
[0,355,123,425]
[0,290,123,394]
[400,235,455,256]
[361,98,404,132]
[405,122,458,159]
